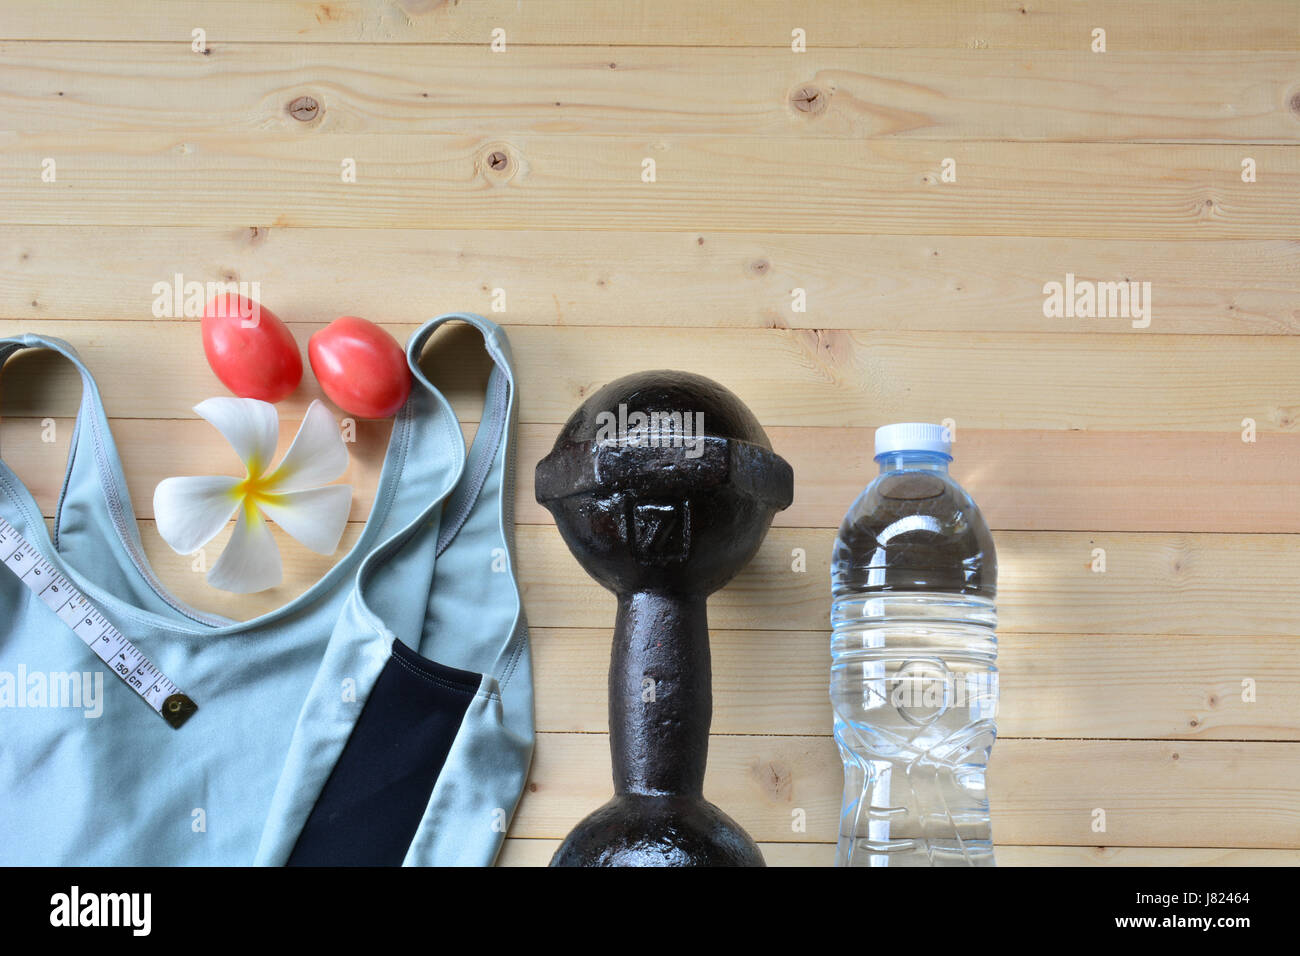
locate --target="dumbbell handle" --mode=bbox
[608,591,712,797]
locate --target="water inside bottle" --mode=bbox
[831,452,998,866]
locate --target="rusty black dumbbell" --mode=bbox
[536,371,794,866]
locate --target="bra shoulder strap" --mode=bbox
[0,333,131,547]
[0,333,222,624]
[404,312,517,557]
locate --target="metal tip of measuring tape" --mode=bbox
[162,694,198,730]
[1,516,199,730]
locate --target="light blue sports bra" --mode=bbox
[0,313,533,866]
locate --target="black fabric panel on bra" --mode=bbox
[287,639,480,866]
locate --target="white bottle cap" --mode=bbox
[874,422,952,460]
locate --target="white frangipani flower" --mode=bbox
[154,398,353,594]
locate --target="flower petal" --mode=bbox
[153,475,242,554]
[262,400,350,493]
[206,505,283,594]
[194,397,280,478]
[258,485,353,555]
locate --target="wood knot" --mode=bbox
[288,95,320,122]
[751,759,794,801]
[748,258,771,276]
[481,146,519,183]
[790,86,827,115]
[1290,91,1300,116]
[794,329,855,375]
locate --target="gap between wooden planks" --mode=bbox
[515,735,1300,848]
[0,135,1296,237]
[1,321,1297,431]
[3,228,1296,335]
[497,840,1300,866]
[2,43,1298,143]
[1,1,1296,50]
[4,418,1298,533]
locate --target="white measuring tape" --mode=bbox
[0,516,197,729]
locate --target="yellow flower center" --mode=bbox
[232,468,274,518]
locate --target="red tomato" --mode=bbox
[201,294,302,403]
[308,316,411,420]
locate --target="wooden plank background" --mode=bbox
[0,0,1297,865]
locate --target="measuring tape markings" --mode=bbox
[0,516,197,729]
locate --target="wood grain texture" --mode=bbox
[529,628,1300,740]
[2,0,1296,865]
[514,734,1300,847]
[514,525,1300,638]
[5,419,1298,533]
[1,134,1296,237]
[52,518,1300,636]
[3,43,1298,143]
[4,227,1297,335]
[2,321,1298,432]
[2,1,1296,50]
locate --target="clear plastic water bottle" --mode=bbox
[830,423,998,866]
